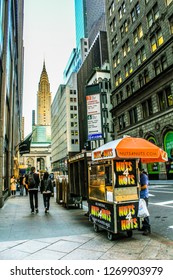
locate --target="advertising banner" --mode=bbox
[89,200,114,232]
[86,94,103,140]
[114,159,137,187]
[116,202,139,232]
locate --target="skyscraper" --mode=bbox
[74,0,106,69]
[37,61,51,126]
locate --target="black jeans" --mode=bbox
[29,190,38,211]
[142,197,151,232]
[43,193,51,210]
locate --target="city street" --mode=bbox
[0,182,173,260]
[149,184,173,241]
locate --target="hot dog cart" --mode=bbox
[88,136,168,240]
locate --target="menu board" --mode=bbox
[114,159,138,187]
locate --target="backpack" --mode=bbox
[28,173,36,188]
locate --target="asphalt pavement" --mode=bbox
[0,183,173,260]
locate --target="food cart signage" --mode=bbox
[93,148,116,160]
[117,202,138,232]
[114,160,137,187]
[89,200,114,231]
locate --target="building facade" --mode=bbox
[51,73,80,174]
[0,0,24,207]
[105,0,173,179]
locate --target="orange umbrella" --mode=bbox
[92,136,168,163]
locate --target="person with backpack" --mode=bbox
[40,171,53,213]
[27,166,40,214]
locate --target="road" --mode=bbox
[149,184,173,241]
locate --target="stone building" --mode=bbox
[105,0,173,179]
[0,0,24,207]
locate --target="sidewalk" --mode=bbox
[0,191,173,260]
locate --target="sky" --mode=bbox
[23,0,76,137]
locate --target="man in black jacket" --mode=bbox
[27,166,40,214]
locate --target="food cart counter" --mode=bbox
[88,136,168,240]
[88,158,139,240]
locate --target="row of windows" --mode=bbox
[71,130,78,136]
[70,90,77,95]
[114,28,166,87]
[117,85,173,130]
[110,2,173,59]
[71,139,78,145]
[109,0,173,19]
[70,105,77,110]
[70,97,77,102]
[110,0,172,27]
[115,53,168,105]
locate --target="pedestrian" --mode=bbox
[23,174,28,196]
[10,175,16,196]
[27,166,40,214]
[19,174,24,196]
[40,171,53,213]
[139,169,151,236]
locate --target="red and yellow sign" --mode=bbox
[114,160,137,187]
[117,203,138,231]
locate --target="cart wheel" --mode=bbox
[93,223,99,233]
[127,230,133,238]
[107,231,114,241]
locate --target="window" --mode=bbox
[166,86,173,106]
[144,69,150,83]
[126,85,131,96]
[133,24,143,44]
[116,92,123,105]
[142,98,153,118]
[139,74,144,87]
[158,91,167,110]
[150,29,164,52]
[109,1,115,16]
[169,15,173,34]
[113,52,120,68]
[129,107,138,125]
[161,55,167,70]
[120,20,128,38]
[118,2,126,20]
[158,86,173,110]
[110,17,116,32]
[111,34,118,50]
[115,72,122,86]
[118,114,126,130]
[131,81,135,93]
[131,2,140,23]
[166,0,173,6]
[147,4,159,28]
[124,60,133,77]
[71,139,79,144]
[118,7,123,20]
[136,46,146,66]
[154,61,161,75]
[122,40,130,57]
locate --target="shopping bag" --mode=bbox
[137,198,149,218]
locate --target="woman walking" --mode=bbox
[40,172,53,213]
[10,175,16,196]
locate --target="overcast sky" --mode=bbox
[23,0,76,136]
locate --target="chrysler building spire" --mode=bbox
[37,61,51,125]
